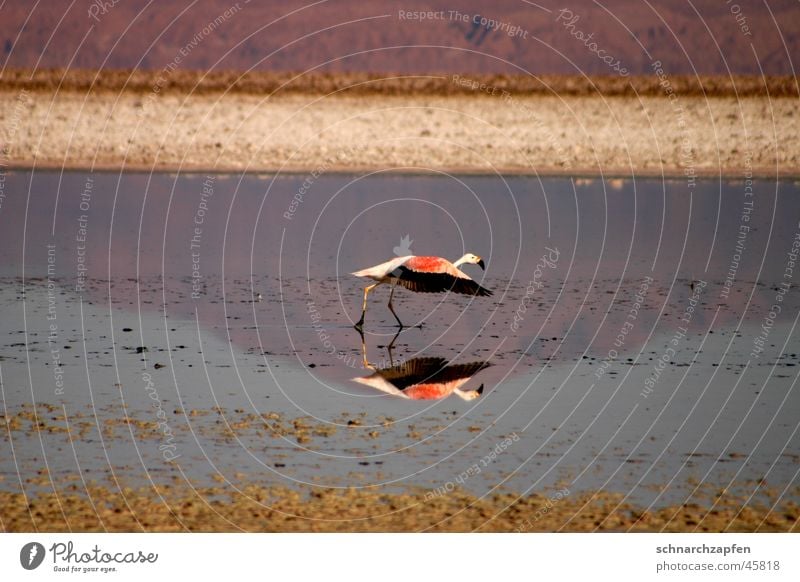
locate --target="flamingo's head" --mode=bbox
[460,384,484,400]
[458,253,486,270]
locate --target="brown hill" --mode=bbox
[1,0,798,75]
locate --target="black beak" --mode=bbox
[476,384,484,395]
[477,258,486,270]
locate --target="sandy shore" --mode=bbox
[1,73,798,176]
[3,482,797,532]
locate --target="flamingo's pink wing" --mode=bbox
[378,359,491,400]
[396,256,492,296]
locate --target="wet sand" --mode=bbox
[2,399,797,532]
[1,71,798,176]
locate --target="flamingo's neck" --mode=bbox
[453,254,469,267]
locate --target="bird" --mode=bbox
[351,253,492,329]
[353,356,490,401]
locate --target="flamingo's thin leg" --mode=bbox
[355,327,374,370]
[355,283,378,329]
[387,280,404,328]
[386,329,401,367]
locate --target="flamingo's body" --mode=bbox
[351,253,491,328]
[353,357,489,401]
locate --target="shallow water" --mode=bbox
[1,170,799,509]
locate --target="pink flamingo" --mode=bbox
[351,253,491,329]
[353,357,489,401]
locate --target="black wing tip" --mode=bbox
[396,266,493,297]
[456,284,492,297]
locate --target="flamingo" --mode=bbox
[353,357,489,401]
[353,330,490,401]
[351,253,492,329]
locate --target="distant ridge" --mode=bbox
[1,69,797,97]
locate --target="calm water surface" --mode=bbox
[1,170,798,508]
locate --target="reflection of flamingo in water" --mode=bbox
[352,330,490,401]
[351,253,492,330]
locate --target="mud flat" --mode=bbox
[2,173,800,533]
[1,70,797,176]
